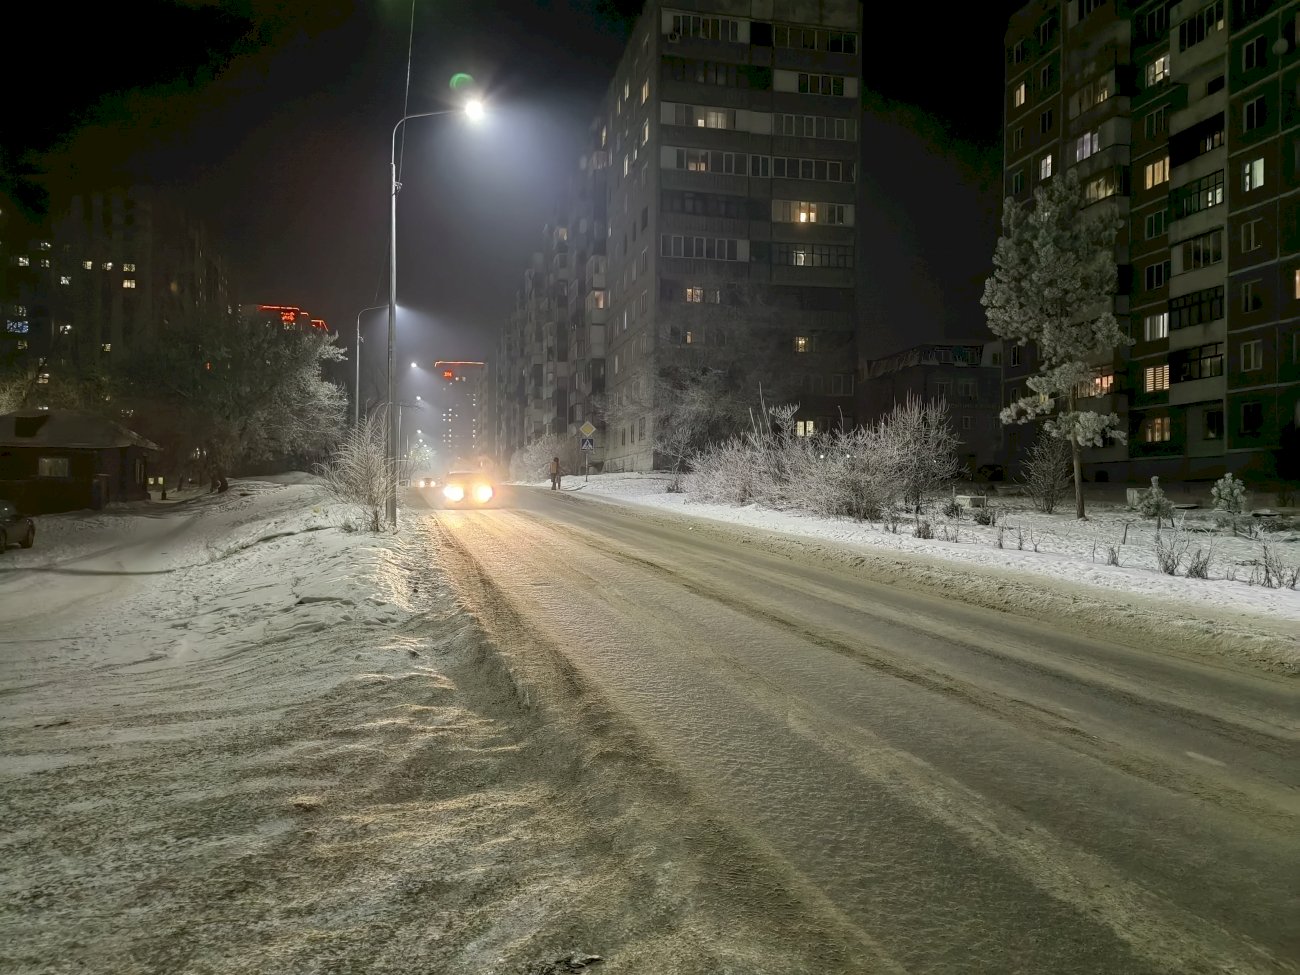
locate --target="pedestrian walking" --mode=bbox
[549,456,563,491]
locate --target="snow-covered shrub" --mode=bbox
[1021,433,1073,514]
[943,498,963,519]
[316,410,394,533]
[1154,524,1189,575]
[913,518,934,539]
[1136,476,1173,527]
[1186,545,1213,580]
[875,395,963,514]
[1211,472,1248,535]
[689,437,769,505]
[510,434,578,484]
[973,507,999,526]
[1106,543,1121,566]
[1254,541,1299,589]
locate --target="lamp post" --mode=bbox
[354,305,386,426]
[386,99,484,527]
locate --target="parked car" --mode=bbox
[0,500,35,551]
[440,470,496,506]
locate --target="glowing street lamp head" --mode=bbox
[465,98,485,122]
[410,361,418,368]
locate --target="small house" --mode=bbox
[0,411,160,513]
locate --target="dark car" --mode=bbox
[0,500,35,552]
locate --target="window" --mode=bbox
[1242,157,1264,191]
[1181,229,1223,270]
[12,255,29,267]
[1144,106,1167,138]
[57,323,72,335]
[1145,260,1171,290]
[1144,363,1171,392]
[1241,280,1263,312]
[797,73,846,97]
[935,381,951,399]
[671,14,740,41]
[1144,156,1169,188]
[1170,170,1224,218]
[1179,1,1224,51]
[773,113,855,140]
[1145,210,1165,239]
[1243,96,1266,132]
[1084,171,1120,202]
[102,343,112,353]
[1012,170,1024,194]
[1011,346,1022,366]
[1039,154,1053,179]
[82,260,93,270]
[1040,65,1052,91]
[958,380,977,400]
[1241,339,1262,370]
[123,262,136,272]
[685,287,703,303]
[641,120,649,145]
[793,335,810,353]
[1241,219,1262,253]
[669,147,745,174]
[1203,409,1224,440]
[1013,127,1024,150]
[101,261,112,271]
[640,79,649,104]
[38,457,71,477]
[961,415,975,431]
[1014,82,1026,107]
[1040,108,1053,133]
[658,235,741,261]
[1075,370,1115,399]
[1243,35,1267,71]
[1144,311,1169,340]
[1295,268,1300,299]
[1241,402,1263,435]
[831,374,853,396]
[772,200,850,224]
[771,243,854,268]
[59,275,71,285]
[1143,415,1171,442]
[1145,53,1170,87]
[1038,16,1056,46]
[1173,342,1224,382]
[1011,40,1026,63]
[1171,286,1224,329]
[702,109,732,129]
[770,156,853,182]
[122,279,136,289]
[1075,130,1100,161]
[794,420,817,437]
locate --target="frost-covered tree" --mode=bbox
[318,409,394,533]
[982,167,1129,519]
[874,394,963,515]
[1021,432,1073,514]
[1136,475,1173,528]
[1211,471,1248,534]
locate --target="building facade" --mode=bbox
[1001,0,1298,483]
[433,360,485,467]
[861,343,1005,474]
[493,0,863,472]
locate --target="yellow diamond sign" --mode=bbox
[579,421,596,438]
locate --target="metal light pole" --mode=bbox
[386,100,484,527]
[354,305,386,427]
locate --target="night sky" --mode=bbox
[3,0,1024,365]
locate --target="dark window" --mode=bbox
[1169,112,1224,165]
[1203,408,1224,440]
[750,21,772,46]
[1040,108,1054,133]
[1181,229,1223,269]
[1243,95,1266,132]
[1171,342,1223,382]
[1145,259,1171,290]
[1241,401,1263,435]
[1170,286,1224,329]
[1178,1,1224,51]
[1243,35,1267,70]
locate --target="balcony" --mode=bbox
[586,254,606,290]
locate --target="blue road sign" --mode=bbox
[580,436,595,451]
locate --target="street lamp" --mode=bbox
[410,361,418,368]
[354,305,386,426]
[387,100,485,526]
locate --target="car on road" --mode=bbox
[440,470,496,506]
[0,500,35,552]
[413,474,438,489]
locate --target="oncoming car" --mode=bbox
[440,470,496,506]
[413,475,438,489]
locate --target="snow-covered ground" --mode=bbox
[540,472,1300,627]
[0,479,844,974]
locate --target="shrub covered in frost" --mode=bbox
[1135,475,1173,527]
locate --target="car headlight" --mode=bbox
[472,483,494,504]
[443,484,465,502]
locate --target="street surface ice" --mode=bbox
[423,485,1299,974]
[3,477,1297,973]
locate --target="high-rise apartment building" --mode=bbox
[433,360,485,465]
[494,1,863,472]
[1001,0,1298,482]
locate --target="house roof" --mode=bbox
[0,411,161,451]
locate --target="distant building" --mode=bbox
[1000,0,1298,482]
[861,343,1005,474]
[434,360,485,466]
[240,304,330,334]
[492,0,864,471]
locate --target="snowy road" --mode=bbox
[422,486,1300,975]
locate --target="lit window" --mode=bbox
[640,79,649,104]
[1143,416,1171,442]
[1144,363,1170,392]
[794,420,817,437]
[40,258,50,268]
[1241,339,1262,371]
[1145,53,1170,86]
[102,343,112,353]
[1144,156,1170,188]
[122,279,136,289]
[1242,157,1264,191]
[123,262,136,272]
[685,287,703,303]
[1013,82,1026,107]
[641,120,649,145]
[1143,312,1168,340]
[1075,130,1100,161]
[793,335,810,353]
[38,456,70,476]
[38,240,51,251]
[1295,269,1300,299]
[1039,154,1052,179]
[36,372,51,385]
[59,275,71,285]
[15,256,29,267]
[102,261,113,270]
[82,260,93,269]
[58,324,72,335]
[16,339,26,350]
